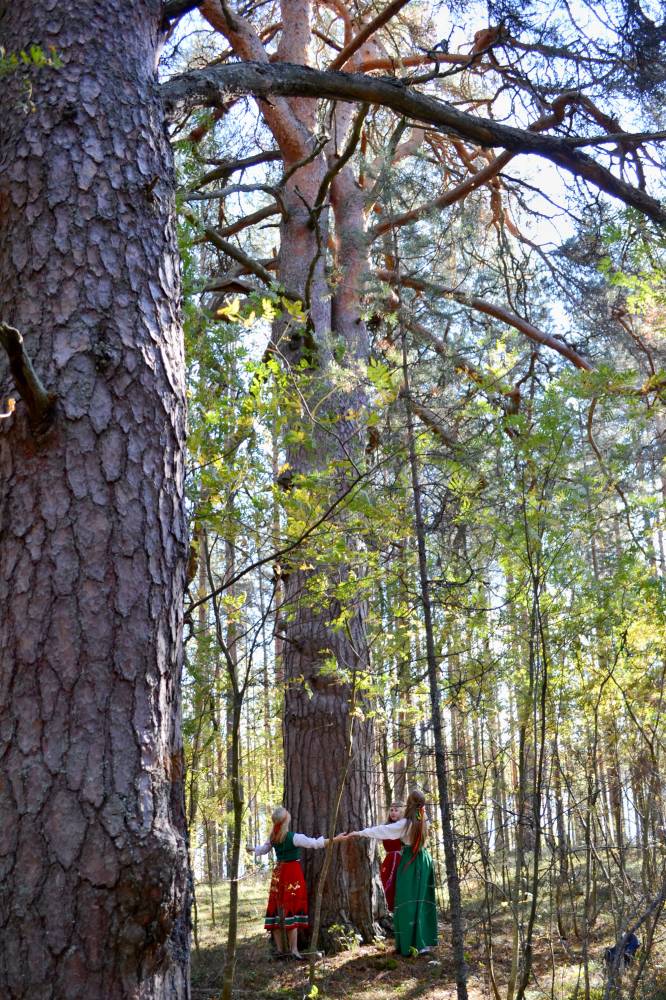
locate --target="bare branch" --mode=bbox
[0,323,57,433]
[199,230,278,289]
[376,270,594,370]
[214,201,281,238]
[564,129,666,148]
[185,182,278,201]
[328,0,412,71]
[185,211,301,301]
[161,62,666,224]
[191,150,281,190]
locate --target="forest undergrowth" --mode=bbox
[191,871,664,1000]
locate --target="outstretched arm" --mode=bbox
[351,819,407,840]
[293,832,327,849]
[247,840,272,857]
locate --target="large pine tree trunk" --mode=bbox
[0,3,190,997]
[282,572,381,942]
[279,164,381,942]
[196,0,382,939]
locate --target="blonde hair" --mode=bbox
[386,800,405,822]
[403,789,428,853]
[270,806,291,845]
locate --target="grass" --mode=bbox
[190,871,660,1000]
[191,872,471,999]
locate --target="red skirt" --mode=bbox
[380,849,402,912]
[264,860,309,931]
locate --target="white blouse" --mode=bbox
[252,832,327,856]
[356,819,412,843]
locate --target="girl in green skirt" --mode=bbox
[343,789,438,956]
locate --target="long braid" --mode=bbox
[411,807,425,855]
[403,791,428,868]
[269,806,290,845]
[270,821,283,845]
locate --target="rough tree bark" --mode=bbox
[199,0,382,940]
[0,3,190,998]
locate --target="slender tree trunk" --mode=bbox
[258,571,276,797]
[380,724,393,811]
[448,631,468,807]
[221,694,243,1000]
[488,676,507,861]
[206,538,247,1000]
[0,3,190,997]
[515,580,549,1000]
[225,535,238,876]
[400,322,468,1000]
[394,558,417,801]
[552,738,570,939]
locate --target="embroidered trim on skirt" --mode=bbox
[264,860,309,931]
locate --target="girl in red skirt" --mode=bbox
[380,801,404,912]
[249,806,332,959]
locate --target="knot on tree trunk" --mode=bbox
[116,835,189,980]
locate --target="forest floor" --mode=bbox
[190,873,623,1000]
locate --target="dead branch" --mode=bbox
[0,323,56,434]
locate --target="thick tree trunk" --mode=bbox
[197,0,383,939]
[278,159,382,938]
[283,583,381,942]
[278,185,379,929]
[0,3,190,998]
[280,152,383,940]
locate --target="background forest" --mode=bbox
[169,2,666,999]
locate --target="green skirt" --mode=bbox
[393,845,438,955]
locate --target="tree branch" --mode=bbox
[161,62,666,224]
[213,202,281,239]
[190,149,281,190]
[376,270,594,370]
[328,0,412,71]
[199,230,279,289]
[564,129,666,148]
[404,309,516,396]
[371,149,514,238]
[399,388,459,449]
[0,323,56,433]
[185,182,278,202]
[163,0,202,24]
